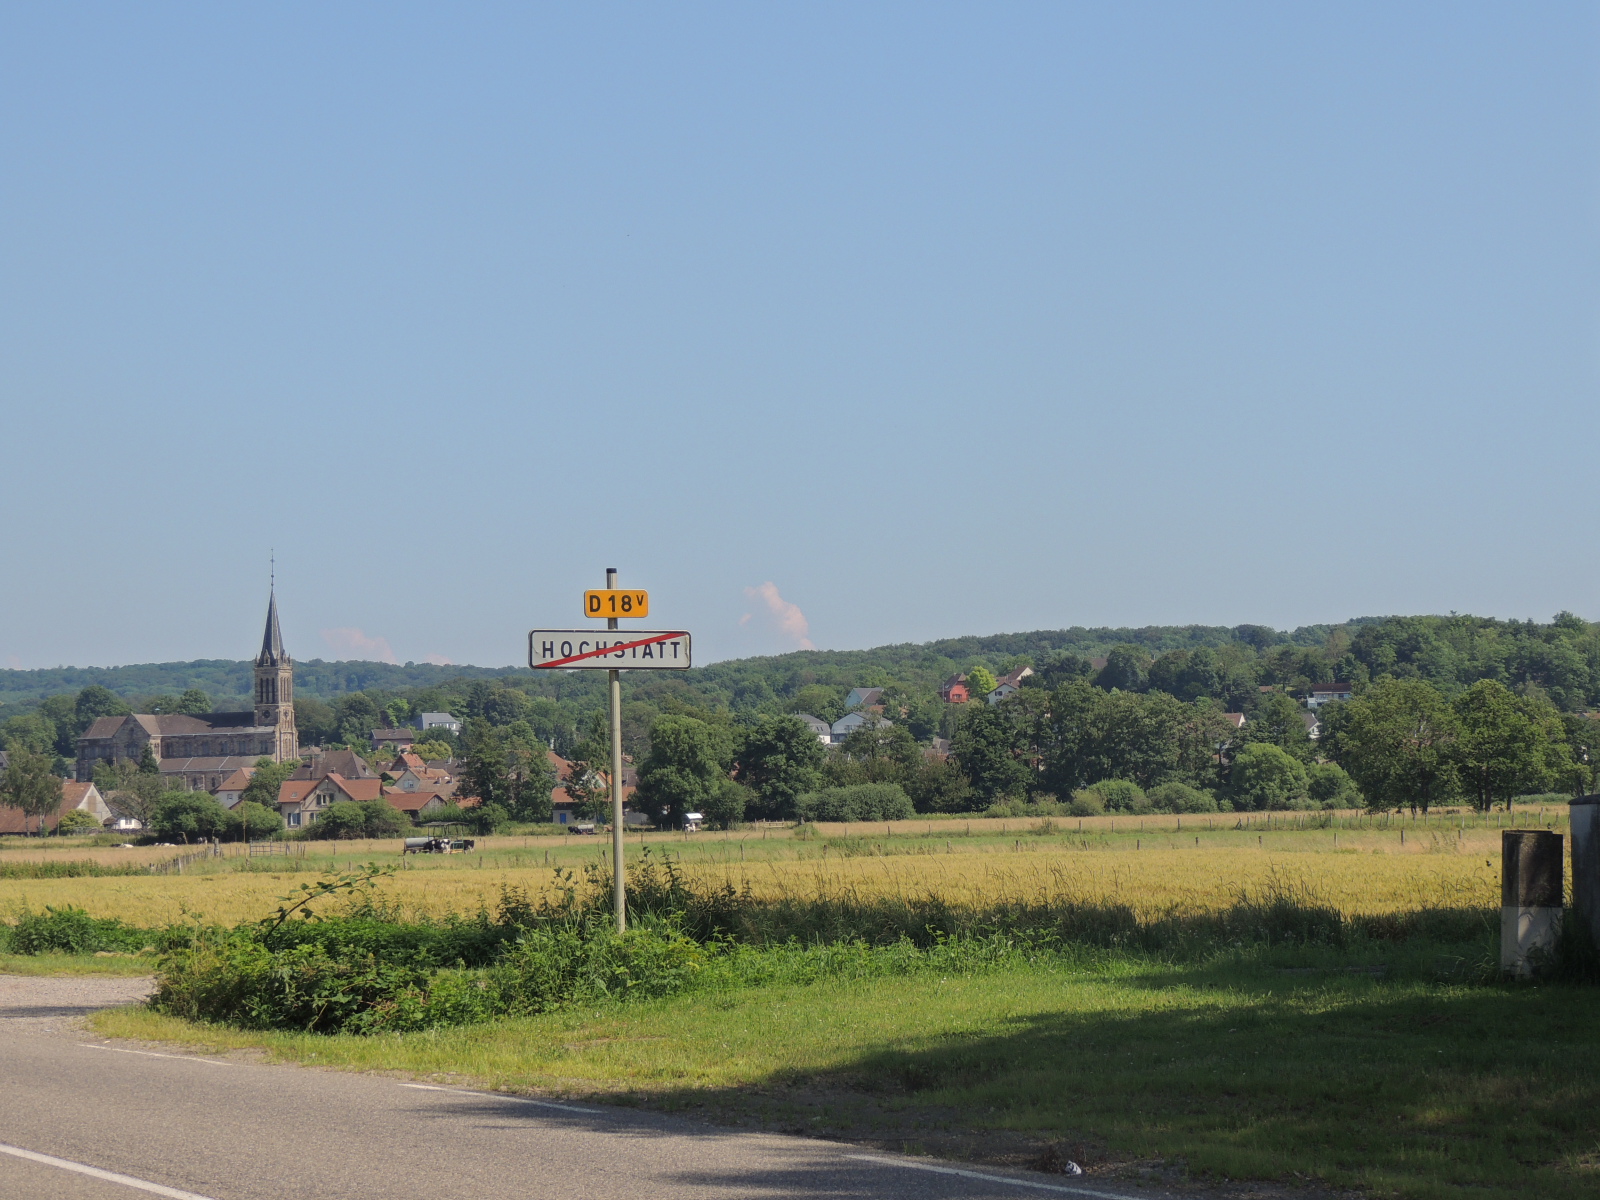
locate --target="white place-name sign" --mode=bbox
[528,630,692,670]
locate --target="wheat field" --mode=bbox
[0,810,1524,926]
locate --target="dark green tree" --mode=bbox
[150,791,231,842]
[951,704,1029,803]
[0,748,63,835]
[1095,645,1150,693]
[1228,743,1309,811]
[905,757,973,812]
[634,715,728,827]
[176,689,212,715]
[702,779,749,829]
[1321,679,1458,815]
[240,757,298,810]
[73,685,131,741]
[735,713,824,820]
[230,800,283,841]
[1239,692,1314,762]
[1451,680,1565,813]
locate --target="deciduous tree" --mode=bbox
[0,748,62,835]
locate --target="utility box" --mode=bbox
[1501,830,1564,977]
[1569,796,1600,958]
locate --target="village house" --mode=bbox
[276,773,385,829]
[843,687,884,711]
[370,727,416,753]
[793,714,831,745]
[985,666,1035,704]
[0,781,112,836]
[1306,682,1354,709]
[830,710,887,744]
[416,712,462,735]
[290,749,377,782]
[214,767,257,809]
[940,674,970,703]
[551,751,640,825]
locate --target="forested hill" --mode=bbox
[0,621,1354,708]
[2,613,1596,762]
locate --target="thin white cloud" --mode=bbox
[321,627,399,664]
[742,582,815,650]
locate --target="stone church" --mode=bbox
[75,593,301,791]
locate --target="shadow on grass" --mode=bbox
[629,970,1600,1200]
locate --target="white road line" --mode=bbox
[78,1044,231,1066]
[400,1082,601,1114]
[847,1154,1147,1199]
[0,1142,218,1200]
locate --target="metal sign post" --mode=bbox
[605,568,626,934]
[528,572,690,934]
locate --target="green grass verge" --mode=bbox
[0,952,156,976]
[91,952,1600,1200]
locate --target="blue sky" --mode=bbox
[1,4,1595,669]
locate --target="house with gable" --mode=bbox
[370,727,416,752]
[277,773,385,829]
[416,712,462,736]
[985,666,1035,705]
[214,767,257,810]
[793,714,831,745]
[940,675,970,704]
[830,710,887,744]
[0,781,112,836]
[843,687,884,711]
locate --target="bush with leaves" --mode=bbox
[1305,762,1362,810]
[306,800,411,840]
[1228,743,1310,810]
[54,809,104,835]
[794,783,914,822]
[701,780,748,830]
[149,791,232,842]
[1146,781,1219,813]
[1085,779,1148,813]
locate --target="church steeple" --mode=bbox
[253,587,298,761]
[258,590,287,667]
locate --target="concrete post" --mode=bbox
[1501,829,1563,977]
[1568,796,1600,958]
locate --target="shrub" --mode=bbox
[54,809,103,835]
[794,783,914,822]
[1306,762,1362,810]
[1146,782,1218,813]
[307,800,412,839]
[1066,791,1105,817]
[150,791,232,842]
[702,780,748,830]
[10,906,145,954]
[1229,743,1310,810]
[1085,779,1147,813]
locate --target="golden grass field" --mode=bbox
[0,807,1556,927]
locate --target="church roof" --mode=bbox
[258,590,288,666]
[80,713,264,740]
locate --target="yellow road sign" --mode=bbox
[584,589,649,618]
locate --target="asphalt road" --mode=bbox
[0,975,1181,1200]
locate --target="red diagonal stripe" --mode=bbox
[536,631,688,668]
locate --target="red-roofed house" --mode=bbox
[0,781,112,836]
[277,773,385,829]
